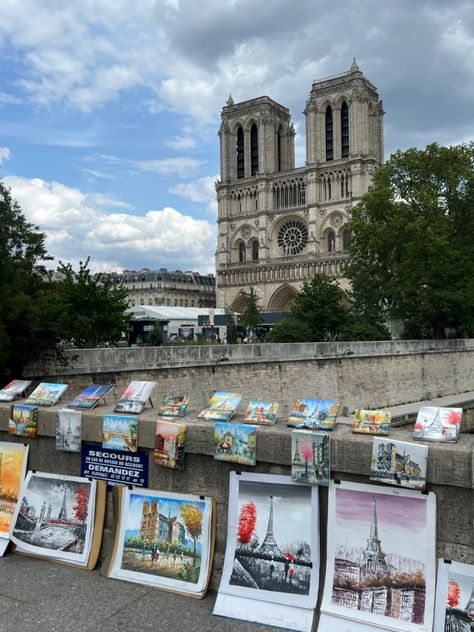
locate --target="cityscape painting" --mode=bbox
[0,442,29,540]
[243,401,279,425]
[291,431,330,486]
[322,481,436,632]
[214,423,257,466]
[8,404,38,438]
[158,394,190,417]
[198,391,243,422]
[24,382,68,407]
[106,487,214,597]
[154,420,186,469]
[371,437,428,490]
[0,380,32,402]
[114,381,156,414]
[67,384,113,410]
[102,415,138,452]
[56,409,82,453]
[434,560,474,632]
[413,406,463,443]
[352,409,391,435]
[288,399,341,431]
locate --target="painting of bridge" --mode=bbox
[102,415,138,452]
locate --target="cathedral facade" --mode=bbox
[215,61,384,312]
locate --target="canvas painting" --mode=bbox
[154,420,186,469]
[371,437,428,490]
[291,431,330,486]
[24,382,68,407]
[0,380,32,402]
[214,472,320,631]
[56,409,82,452]
[10,471,97,565]
[0,442,29,542]
[434,560,474,632]
[214,423,257,466]
[102,415,138,452]
[198,391,242,422]
[413,406,463,443]
[288,399,341,431]
[114,381,156,414]
[321,480,436,632]
[67,384,113,410]
[244,401,279,425]
[352,409,391,435]
[106,487,215,597]
[8,404,38,438]
[158,394,190,417]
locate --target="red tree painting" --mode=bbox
[447,579,461,607]
[447,410,462,426]
[300,441,313,475]
[237,501,257,545]
[73,485,90,523]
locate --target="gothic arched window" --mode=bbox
[239,242,246,263]
[341,102,349,158]
[342,228,351,250]
[327,230,336,252]
[325,106,333,161]
[252,239,259,261]
[250,123,258,175]
[277,125,283,171]
[236,126,244,178]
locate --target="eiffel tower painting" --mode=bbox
[57,485,68,521]
[360,497,389,576]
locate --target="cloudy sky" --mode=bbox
[0,0,473,273]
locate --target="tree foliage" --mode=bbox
[347,142,474,338]
[180,503,203,563]
[224,305,238,344]
[237,501,257,544]
[240,287,262,338]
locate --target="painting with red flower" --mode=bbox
[413,406,462,443]
[434,560,474,631]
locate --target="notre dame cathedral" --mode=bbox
[215,60,384,313]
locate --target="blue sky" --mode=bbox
[1,1,473,274]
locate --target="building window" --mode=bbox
[341,102,349,157]
[327,230,336,252]
[239,242,246,263]
[278,220,308,255]
[236,126,244,178]
[325,106,333,161]
[252,239,259,261]
[250,123,258,175]
[343,228,351,250]
[277,125,283,171]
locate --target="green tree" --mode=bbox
[240,287,262,340]
[224,305,238,344]
[347,143,474,338]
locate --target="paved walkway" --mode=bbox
[0,553,284,632]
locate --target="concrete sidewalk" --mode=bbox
[0,553,284,632]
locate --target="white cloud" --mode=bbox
[3,175,216,273]
[131,157,204,176]
[81,168,118,181]
[0,147,11,165]
[166,135,197,151]
[170,175,218,214]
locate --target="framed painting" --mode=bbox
[102,415,138,453]
[67,384,113,410]
[413,406,462,443]
[114,381,156,414]
[370,437,428,490]
[214,423,257,466]
[198,391,243,423]
[0,380,32,402]
[56,409,82,453]
[244,401,279,425]
[288,399,341,431]
[0,442,29,555]
[434,559,474,631]
[24,383,68,407]
[158,394,190,418]
[291,431,330,486]
[154,420,186,469]
[8,404,38,438]
[352,409,391,435]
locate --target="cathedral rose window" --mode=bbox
[278,220,308,255]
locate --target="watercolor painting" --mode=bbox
[102,415,138,452]
[244,401,279,425]
[114,381,156,414]
[291,431,330,486]
[434,560,474,632]
[371,437,428,490]
[322,481,436,632]
[154,421,186,469]
[67,384,113,410]
[25,383,68,407]
[288,399,341,431]
[8,404,38,438]
[158,394,190,418]
[56,409,82,452]
[10,472,96,564]
[0,380,32,402]
[107,488,214,596]
[0,442,29,539]
[352,409,391,435]
[198,391,242,422]
[214,423,257,466]
[413,406,463,443]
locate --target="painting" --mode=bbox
[10,471,97,566]
[67,384,113,410]
[413,406,463,443]
[214,472,320,631]
[158,394,190,418]
[56,409,82,453]
[198,391,242,422]
[154,421,186,469]
[352,409,391,435]
[102,415,138,452]
[214,423,257,466]
[244,401,279,425]
[434,560,474,632]
[0,442,29,546]
[288,399,341,431]
[291,431,330,486]
[370,437,428,490]
[24,382,68,407]
[105,487,215,597]
[8,404,38,438]
[114,381,156,414]
[0,380,32,402]
[321,480,436,632]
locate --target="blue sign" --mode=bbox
[81,443,149,489]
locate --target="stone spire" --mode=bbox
[351,58,360,72]
[226,94,234,107]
